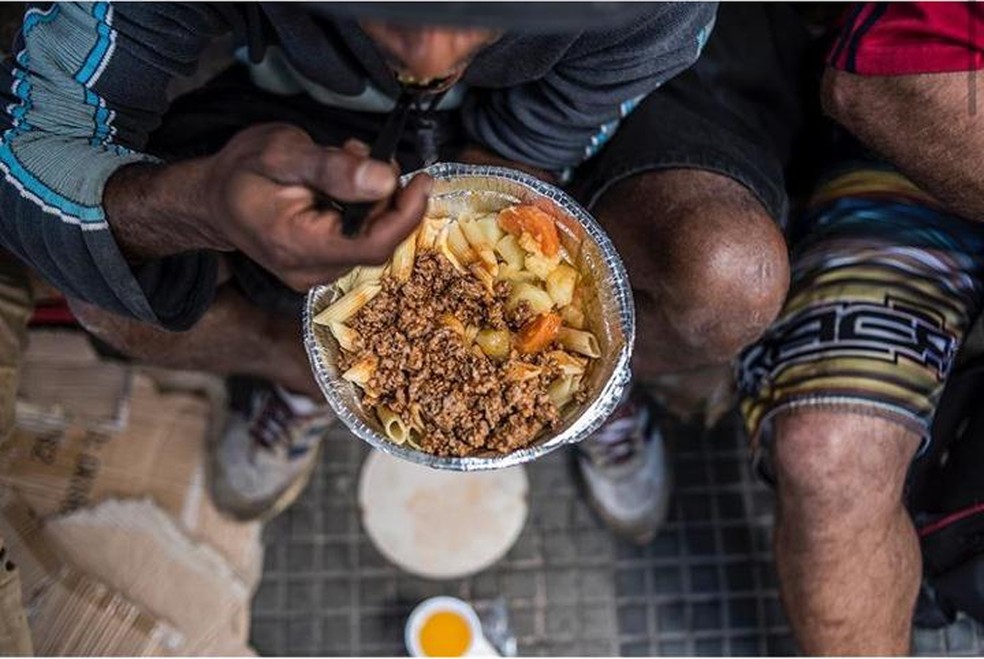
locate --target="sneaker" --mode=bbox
[574,389,672,544]
[208,380,335,522]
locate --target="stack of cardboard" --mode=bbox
[0,330,263,655]
[0,493,179,655]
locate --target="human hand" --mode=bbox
[200,123,431,290]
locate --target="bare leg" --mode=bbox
[772,409,921,655]
[69,283,319,398]
[574,169,790,542]
[592,169,790,382]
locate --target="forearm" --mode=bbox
[822,67,984,220]
[104,159,228,262]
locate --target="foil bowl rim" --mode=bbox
[303,162,635,471]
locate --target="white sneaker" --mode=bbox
[208,382,335,521]
[575,389,672,544]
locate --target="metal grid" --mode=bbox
[250,412,984,656]
[611,413,794,657]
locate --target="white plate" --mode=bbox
[358,449,529,579]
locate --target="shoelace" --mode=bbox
[250,390,329,459]
[591,417,643,465]
[251,391,293,450]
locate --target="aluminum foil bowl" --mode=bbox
[303,163,635,471]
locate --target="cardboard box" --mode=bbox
[47,499,253,656]
[0,493,182,655]
[15,330,131,432]
[0,329,264,654]
[0,333,262,587]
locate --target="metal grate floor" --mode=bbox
[250,411,984,656]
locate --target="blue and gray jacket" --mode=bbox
[0,2,716,330]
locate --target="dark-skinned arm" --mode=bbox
[0,4,429,331]
[104,127,431,291]
[822,66,984,221]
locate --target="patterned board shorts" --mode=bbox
[737,168,984,464]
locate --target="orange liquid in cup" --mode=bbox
[418,610,473,656]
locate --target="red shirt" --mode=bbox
[829,2,984,75]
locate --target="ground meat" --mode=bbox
[340,250,562,457]
[506,300,535,330]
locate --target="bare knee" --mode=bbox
[667,212,789,355]
[772,410,920,528]
[595,169,790,360]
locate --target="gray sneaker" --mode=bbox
[208,382,335,522]
[575,390,672,544]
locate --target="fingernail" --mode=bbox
[345,138,370,155]
[418,173,434,194]
[356,160,396,196]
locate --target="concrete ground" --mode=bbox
[250,411,984,656]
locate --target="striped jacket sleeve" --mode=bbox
[0,2,233,330]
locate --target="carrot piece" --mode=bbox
[498,205,560,257]
[515,312,563,354]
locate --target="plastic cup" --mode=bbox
[405,596,499,657]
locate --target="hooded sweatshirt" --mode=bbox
[0,2,716,329]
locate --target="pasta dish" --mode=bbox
[313,201,601,457]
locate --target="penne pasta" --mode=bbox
[342,354,377,387]
[353,264,388,287]
[470,263,497,294]
[334,267,361,294]
[329,321,361,352]
[504,361,543,382]
[447,222,478,266]
[390,232,417,282]
[376,405,410,445]
[460,218,499,271]
[407,429,424,451]
[435,223,468,273]
[557,327,601,358]
[546,264,577,308]
[478,248,500,273]
[314,281,383,325]
[546,350,587,375]
[417,216,448,250]
[547,374,577,408]
[408,403,426,432]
